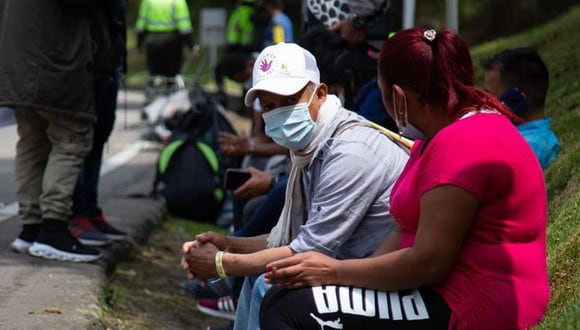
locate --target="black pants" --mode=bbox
[261,286,451,329]
[144,31,183,77]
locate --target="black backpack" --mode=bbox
[152,94,241,223]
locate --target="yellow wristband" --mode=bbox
[215,251,227,278]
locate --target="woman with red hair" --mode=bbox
[260,28,549,329]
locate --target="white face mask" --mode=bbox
[393,90,427,140]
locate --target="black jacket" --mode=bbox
[0,0,95,118]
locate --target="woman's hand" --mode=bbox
[264,251,340,289]
[233,167,272,199]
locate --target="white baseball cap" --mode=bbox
[244,43,320,106]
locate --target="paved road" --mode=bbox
[0,90,166,329]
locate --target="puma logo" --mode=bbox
[310,313,343,330]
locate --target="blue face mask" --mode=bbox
[393,90,427,140]
[262,88,317,150]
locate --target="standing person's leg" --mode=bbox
[83,72,119,217]
[86,70,127,239]
[146,32,182,77]
[11,109,51,252]
[145,33,166,77]
[261,286,452,329]
[28,111,101,262]
[160,32,182,77]
[73,73,112,215]
[71,71,126,244]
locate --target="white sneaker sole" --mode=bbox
[29,242,101,263]
[78,237,112,247]
[10,238,32,254]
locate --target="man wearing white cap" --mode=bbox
[181,43,409,329]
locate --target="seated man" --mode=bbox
[181,42,409,330]
[483,47,560,170]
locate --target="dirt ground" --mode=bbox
[98,221,232,330]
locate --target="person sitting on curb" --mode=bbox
[259,29,549,330]
[483,47,560,170]
[180,42,409,330]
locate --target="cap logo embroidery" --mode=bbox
[259,59,273,72]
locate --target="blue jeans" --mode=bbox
[72,70,120,217]
[234,274,272,330]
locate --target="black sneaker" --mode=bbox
[29,219,101,262]
[10,224,40,254]
[89,214,127,240]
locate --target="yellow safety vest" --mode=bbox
[135,0,192,33]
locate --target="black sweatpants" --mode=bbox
[261,285,451,329]
[144,31,183,77]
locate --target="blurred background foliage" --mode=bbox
[125,0,578,85]
[127,0,578,45]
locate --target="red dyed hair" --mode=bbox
[378,28,518,122]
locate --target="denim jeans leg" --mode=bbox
[233,276,256,330]
[247,273,272,330]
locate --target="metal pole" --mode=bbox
[402,0,416,29]
[446,0,459,32]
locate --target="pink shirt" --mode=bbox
[390,113,549,330]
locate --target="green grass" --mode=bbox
[167,215,227,237]
[471,5,580,329]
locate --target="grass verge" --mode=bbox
[471,4,580,328]
[98,216,230,329]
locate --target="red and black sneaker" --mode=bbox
[89,214,127,240]
[69,216,112,247]
[196,295,237,321]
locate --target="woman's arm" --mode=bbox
[266,185,478,291]
[223,246,295,277]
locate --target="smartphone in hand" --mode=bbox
[223,168,252,190]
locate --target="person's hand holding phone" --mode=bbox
[233,167,272,199]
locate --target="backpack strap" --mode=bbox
[367,120,414,154]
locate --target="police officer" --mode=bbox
[135,0,194,77]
